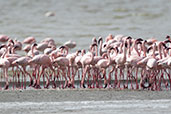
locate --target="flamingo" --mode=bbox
[23,44,31,53]
[12,56,33,87]
[0,45,10,90]
[114,40,127,89]
[28,43,55,89]
[80,43,97,88]
[0,35,9,42]
[23,36,36,44]
[64,40,76,49]
[96,48,112,88]
[52,52,70,88]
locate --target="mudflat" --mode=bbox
[1,89,171,102]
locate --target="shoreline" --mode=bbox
[1,89,171,102]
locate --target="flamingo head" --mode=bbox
[8,39,14,45]
[126,36,132,40]
[92,43,97,47]
[32,43,37,47]
[59,45,65,49]
[77,50,81,53]
[137,41,142,45]
[98,37,103,44]
[14,45,20,50]
[0,44,7,49]
[136,38,143,42]
[92,37,97,44]
[147,46,153,53]
[164,40,171,44]
[166,35,170,39]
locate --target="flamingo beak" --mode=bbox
[98,37,103,44]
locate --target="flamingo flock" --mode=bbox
[0,34,171,91]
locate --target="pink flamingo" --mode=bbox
[80,43,97,88]
[52,52,70,88]
[64,40,76,49]
[28,44,55,89]
[0,35,9,42]
[0,45,10,90]
[12,56,33,87]
[114,40,127,89]
[96,48,112,88]
[23,37,36,44]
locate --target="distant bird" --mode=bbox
[0,35,9,42]
[64,40,76,49]
[23,37,36,44]
[45,11,55,17]
[23,44,31,53]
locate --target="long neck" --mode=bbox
[99,40,103,56]
[128,40,131,57]
[158,43,162,59]
[31,46,35,57]
[2,47,8,58]
[153,45,156,58]
[119,43,123,53]
[12,47,16,54]
[107,50,111,66]
[133,41,140,56]
[65,47,69,55]
[142,42,147,57]
[89,51,94,64]
[123,42,127,60]
[95,45,98,56]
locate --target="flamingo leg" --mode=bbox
[23,67,33,87]
[103,69,107,88]
[81,65,88,88]
[44,71,50,89]
[164,70,171,90]
[67,66,71,86]
[4,68,9,90]
[62,68,68,88]
[114,68,118,88]
[108,67,114,88]
[71,67,77,88]
[12,68,15,90]
[135,67,139,90]
[36,66,45,89]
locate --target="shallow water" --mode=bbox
[0,100,171,114]
[0,0,171,52]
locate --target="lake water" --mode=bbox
[0,0,171,52]
[1,100,171,114]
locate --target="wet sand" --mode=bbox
[1,89,171,114]
[1,89,171,102]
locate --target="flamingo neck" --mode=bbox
[107,50,111,66]
[99,40,103,56]
[11,47,16,54]
[158,43,162,59]
[127,40,131,57]
[2,46,8,58]
[95,45,98,56]
[31,46,35,57]
[89,51,94,64]
[123,45,127,60]
[134,42,140,56]
[142,42,147,57]
[152,45,156,58]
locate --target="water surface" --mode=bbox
[0,0,171,51]
[0,100,171,114]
